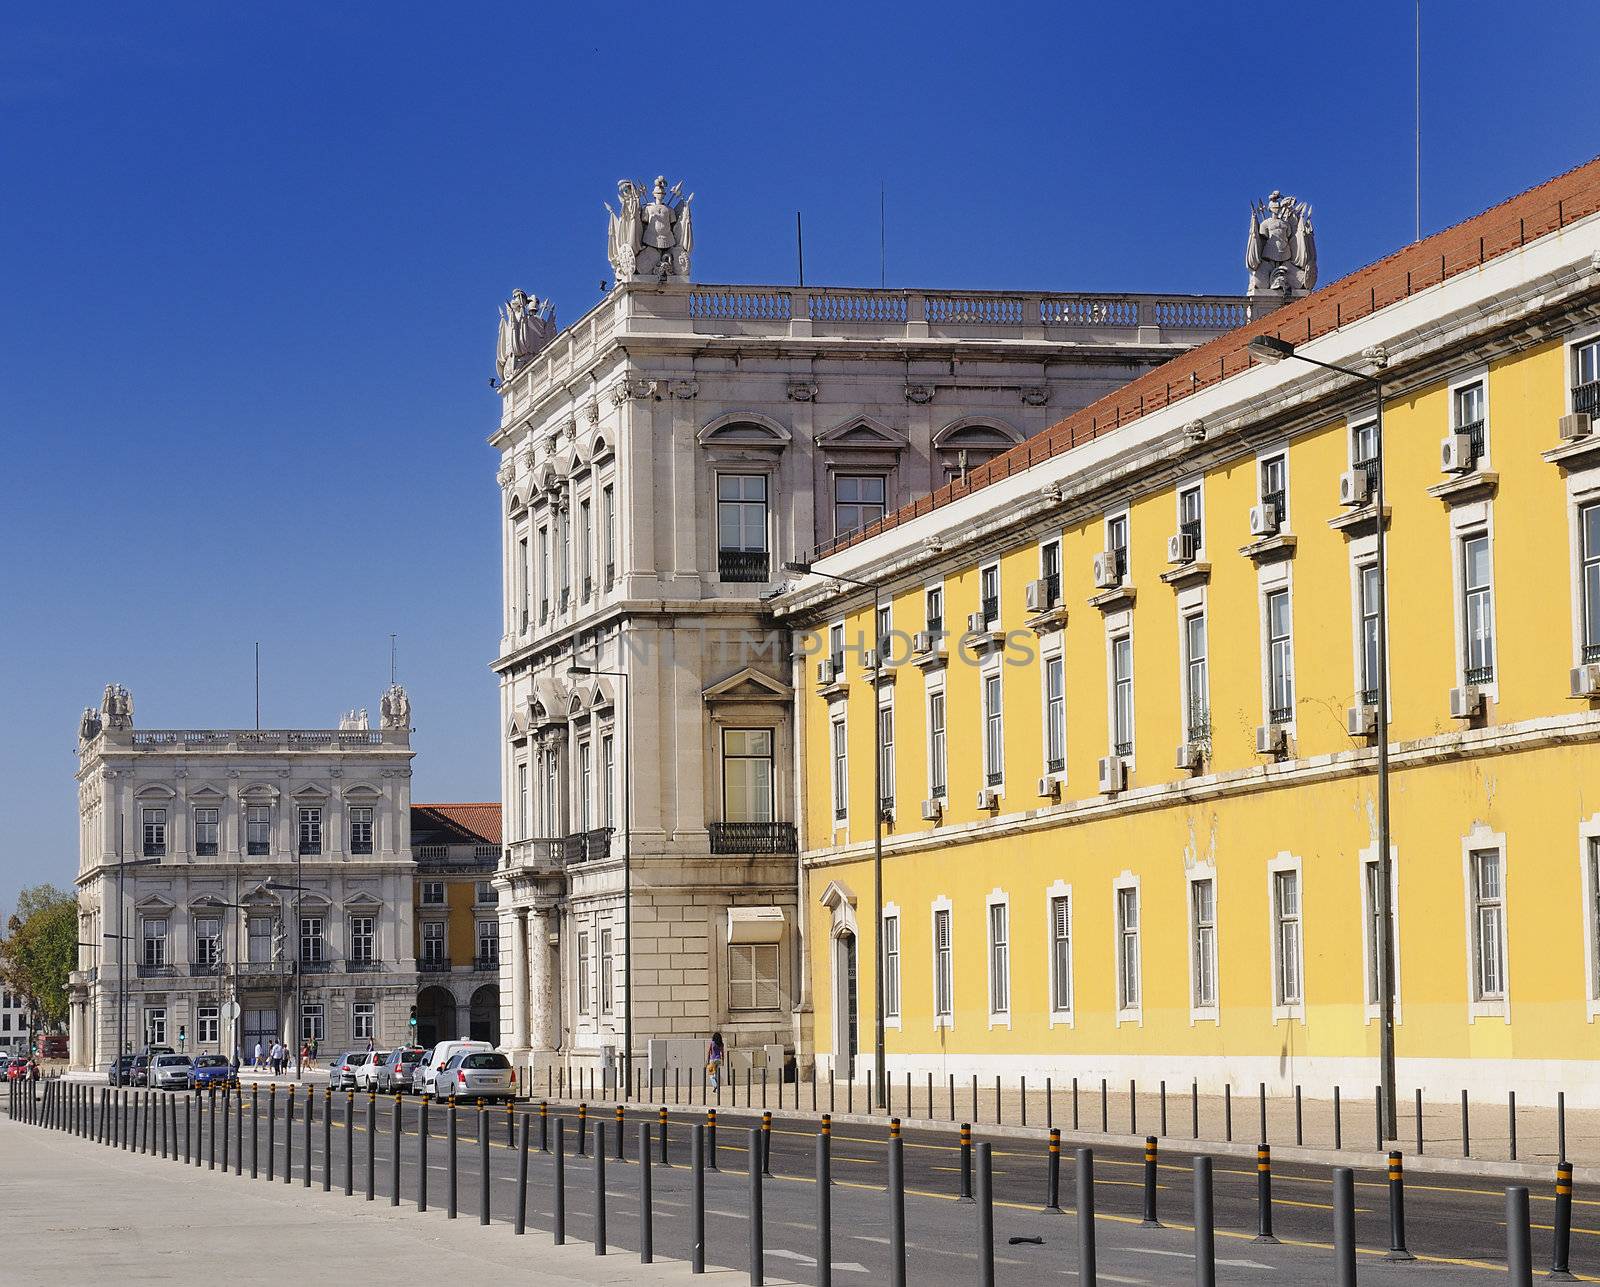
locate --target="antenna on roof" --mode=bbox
[796,211,805,287]
[254,642,260,730]
[879,181,887,288]
[389,633,397,685]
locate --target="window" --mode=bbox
[194,807,219,857]
[1581,503,1600,663]
[717,474,769,582]
[298,807,322,856]
[1273,869,1303,1007]
[1178,484,1203,550]
[987,901,1010,1016]
[1266,588,1294,724]
[516,533,529,629]
[1111,635,1134,757]
[195,915,222,968]
[883,914,901,1019]
[537,526,551,621]
[933,907,953,1019]
[875,604,891,649]
[579,497,593,599]
[723,729,775,823]
[479,919,500,969]
[349,806,374,855]
[543,750,559,833]
[1116,886,1140,1011]
[301,1003,325,1043]
[299,916,323,964]
[142,808,167,858]
[1462,533,1495,684]
[348,916,374,963]
[982,672,1003,787]
[1575,340,1600,414]
[1106,514,1129,579]
[1589,838,1600,1001]
[1191,879,1217,1009]
[828,622,845,670]
[602,484,617,588]
[1453,379,1487,459]
[834,474,886,536]
[1049,894,1071,1013]
[558,505,571,609]
[1183,613,1208,742]
[145,1007,167,1046]
[422,921,446,965]
[248,915,273,964]
[1359,565,1382,703]
[421,880,445,906]
[1040,540,1062,606]
[198,1005,219,1045]
[728,943,780,1011]
[877,704,895,814]
[142,918,168,967]
[1352,421,1380,492]
[1260,453,1287,523]
[351,1002,375,1042]
[830,717,848,823]
[517,763,530,840]
[1470,849,1506,1001]
[1363,861,1386,1008]
[928,690,947,800]
[599,928,613,1013]
[246,804,270,856]
[577,931,591,1016]
[1044,654,1066,775]
[476,880,497,905]
[577,740,592,832]
[979,564,1000,624]
[925,585,944,635]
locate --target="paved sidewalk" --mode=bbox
[0,1114,784,1287]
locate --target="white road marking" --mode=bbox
[1126,1247,1272,1270]
[767,1249,868,1273]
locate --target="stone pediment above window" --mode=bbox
[238,782,280,803]
[135,893,176,914]
[583,679,616,711]
[342,890,382,910]
[697,412,792,451]
[292,783,331,801]
[933,419,1023,477]
[589,431,614,464]
[818,879,857,911]
[507,709,530,740]
[186,784,225,801]
[702,666,794,707]
[341,783,380,801]
[506,489,528,516]
[815,416,909,453]
[134,782,177,800]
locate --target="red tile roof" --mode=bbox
[411,802,501,845]
[814,153,1600,559]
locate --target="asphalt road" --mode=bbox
[37,1086,1591,1284]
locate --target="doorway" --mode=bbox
[833,931,858,1081]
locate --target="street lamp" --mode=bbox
[264,877,316,1081]
[1248,332,1398,1140]
[110,854,163,1063]
[786,558,888,1109]
[569,660,633,1091]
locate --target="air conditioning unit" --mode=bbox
[967,611,990,634]
[1346,704,1378,737]
[920,798,943,823]
[1571,664,1600,698]
[815,658,838,685]
[975,787,1000,810]
[1338,469,1370,507]
[1096,755,1126,794]
[912,631,939,655]
[1167,532,1197,564]
[1255,723,1287,756]
[1024,579,1054,613]
[1559,412,1592,443]
[1037,775,1061,800]
[1441,433,1476,474]
[1449,685,1485,719]
[861,649,880,671]
[1248,502,1281,537]
[1091,551,1121,589]
[1175,742,1203,771]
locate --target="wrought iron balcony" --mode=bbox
[1360,686,1380,706]
[474,954,499,972]
[299,958,332,974]
[187,962,223,977]
[1355,458,1381,495]
[1113,739,1134,758]
[1261,490,1286,521]
[980,596,999,623]
[718,548,770,583]
[564,828,613,863]
[709,821,799,855]
[1179,519,1202,547]
[1268,704,1294,725]
[344,957,378,973]
[1041,573,1061,606]
[1574,381,1600,417]
[418,957,451,973]
[1465,664,1495,686]
[137,963,173,978]
[1458,419,1486,460]
[1046,755,1065,775]
[1585,642,1600,664]
[985,769,1002,787]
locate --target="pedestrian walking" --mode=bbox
[307,1039,318,1069]
[253,1041,263,1071]
[706,1031,725,1093]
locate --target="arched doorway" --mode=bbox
[469,984,501,1046]
[416,986,457,1049]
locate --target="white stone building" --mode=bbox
[491,181,1260,1079]
[68,685,419,1068]
[0,989,30,1055]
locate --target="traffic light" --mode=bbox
[408,1005,417,1029]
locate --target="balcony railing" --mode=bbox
[344,957,378,973]
[1268,705,1294,725]
[1360,686,1380,706]
[418,957,451,973]
[709,821,799,855]
[1574,381,1600,417]
[1261,490,1286,521]
[980,596,999,623]
[299,958,332,974]
[1355,458,1381,495]
[1585,642,1600,664]
[187,962,223,977]
[1046,755,1065,774]
[137,963,173,978]
[1180,519,1203,548]
[1465,664,1495,686]
[1111,548,1129,579]
[564,828,613,863]
[878,795,895,818]
[1113,739,1134,758]
[718,548,770,583]
[475,954,499,972]
[143,845,165,858]
[1458,419,1486,460]
[1041,573,1061,606]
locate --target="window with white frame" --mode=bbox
[577,931,592,1016]
[1358,564,1382,704]
[351,1002,375,1042]
[1178,483,1203,551]
[928,689,947,800]
[194,807,219,856]
[981,671,1004,788]
[925,585,944,635]
[722,728,776,824]
[717,473,769,582]
[877,703,895,814]
[298,807,322,855]
[883,913,901,1019]
[1116,885,1140,1011]
[1361,858,1399,1012]
[476,879,497,905]
[599,928,613,1013]
[602,483,617,588]
[421,880,445,906]
[1588,837,1600,1001]
[246,804,271,856]
[1352,420,1379,478]
[1453,378,1487,461]
[1183,612,1208,742]
[1469,848,1507,1001]
[1190,878,1217,1009]
[1272,869,1303,1008]
[1260,453,1288,524]
[145,1007,166,1045]
[348,806,374,855]
[1105,513,1129,582]
[1580,502,1600,664]
[422,921,446,965]
[830,716,848,823]
[558,504,571,609]
[1040,539,1062,606]
[142,807,167,858]
[1043,653,1065,775]
[601,733,616,827]
[828,622,845,670]
[933,906,953,1019]
[299,913,323,965]
[1049,893,1071,1013]
[194,914,222,967]
[479,919,499,969]
[1265,588,1294,724]
[516,532,529,628]
[142,917,168,967]
[987,899,1010,1016]
[979,563,1000,625]
[348,915,374,963]
[301,1003,325,1043]
[577,739,593,832]
[875,603,891,649]
[198,1004,219,1045]
[248,915,272,963]
[579,496,593,599]
[1575,337,1600,403]
[1111,634,1134,758]
[537,525,551,620]
[834,474,886,536]
[1461,533,1495,685]
[728,942,780,1011]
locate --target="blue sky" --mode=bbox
[2,1,1594,895]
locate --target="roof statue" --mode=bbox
[496,289,557,381]
[607,176,693,284]
[338,707,370,731]
[100,683,134,731]
[79,706,102,744]
[1246,191,1317,298]
[379,684,410,730]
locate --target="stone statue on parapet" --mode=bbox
[79,707,102,744]
[497,288,557,381]
[100,683,134,730]
[338,708,370,731]
[379,684,410,730]
[607,175,693,284]
[1246,191,1317,297]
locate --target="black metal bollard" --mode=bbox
[577,1101,588,1156]
[514,1113,529,1234]
[1141,1136,1160,1226]
[445,1099,457,1217]
[638,1121,652,1264]
[417,1099,429,1211]
[221,1089,230,1171]
[888,1132,905,1287]
[659,1104,669,1165]
[1551,1161,1575,1281]
[1258,1082,1267,1144]
[1224,1084,1232,1142]
[250,1086,259,1178]
[817,1131,832,1287]
[1076,1148,1096,1287]
[976,1143,995,1287]
[539,1098,548,1151]
[762,1109,773,1175]
[1254,1144,1275,1242]
[615,1103,625,1161]
[1100,1077,1108,1132]
[281,1086,292,1183]
[509,1099,516,1150]
[958,1121,973,1200]
[1507,1185,1533,1287]
[1334,1084,1342,1150]
[593,1120,607,1253]
[1386,1150,1414,1260]
[690,1123,704,1274]
[480,1107,491,1224]
[390,1096,401,1206]
[1191,1080,1198,1139]
[322,1089,331,1191]
[1374,1084,1383,1151]
[554,1119,566,1246]
[749,1127,765,1285]
[235,1087,244,1176]
[364,1094,375,1200]
[1333,1167,1356,1287]
[1559,1090,1567,1163]
[1510,1090,1518,1161]
[706,1107,718,1170]
[1044,1127,1062,1212]
[1462,1089,1471,1157]
[1195,1156,1216,1287]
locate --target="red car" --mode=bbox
[6,1059,37,1081]
[39,1035,67,1060]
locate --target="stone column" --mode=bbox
[529,906,559,1051]
[511,908,530,1049]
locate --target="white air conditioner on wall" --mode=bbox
[1337,470,1370,507]
[815,659,838,685]
[1440,433,1476,474]
[1559,412,1593,443]
[1167,532,1196,564]
[1571,664,1600,698]
[975,787,999,810]
[1449,685,1485,719]
[1255,723,1287,756]
[1024,579,1052,613]
[967,611,989,634]
[920,798,943,822]
[1346,704,1378,737]
[861,649,879,671]
[1036,775,1061,800]
[912,631,939,655]
[1174,742,1203,771]
[1248,503,1280,537]
[1096,755,1126,794]
[1091,552,1121,589]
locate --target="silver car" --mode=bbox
[435,1050,513,1102]
[149,1053,192,1090]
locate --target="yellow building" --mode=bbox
[411,803,503,1047]
[777,159,1600,1105]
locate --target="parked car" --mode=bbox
[375,1047,424,1093]
[331,1051,366,1090]
[352,1050,389,1092]
[418,1040,491,1099]
[129,1054,150,1086]
[188,1053,232,1088]
[106,1054,136,1086]
[435,1050,514,1103]
[149,1053,192,1090]
[410,1048,435,1094]
[39,1034,68,1060]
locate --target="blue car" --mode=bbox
[188,1054,233,1088]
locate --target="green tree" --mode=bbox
[1,884,77,1031]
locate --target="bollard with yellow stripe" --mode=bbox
[1253,1142,1276,1243]
[1385,1150,1414,1261]
[1140,1136,1160,1227]
[1552,1160,1576,1280]
[957,1121,974,1203]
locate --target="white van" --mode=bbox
[419,1039,492,1097]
